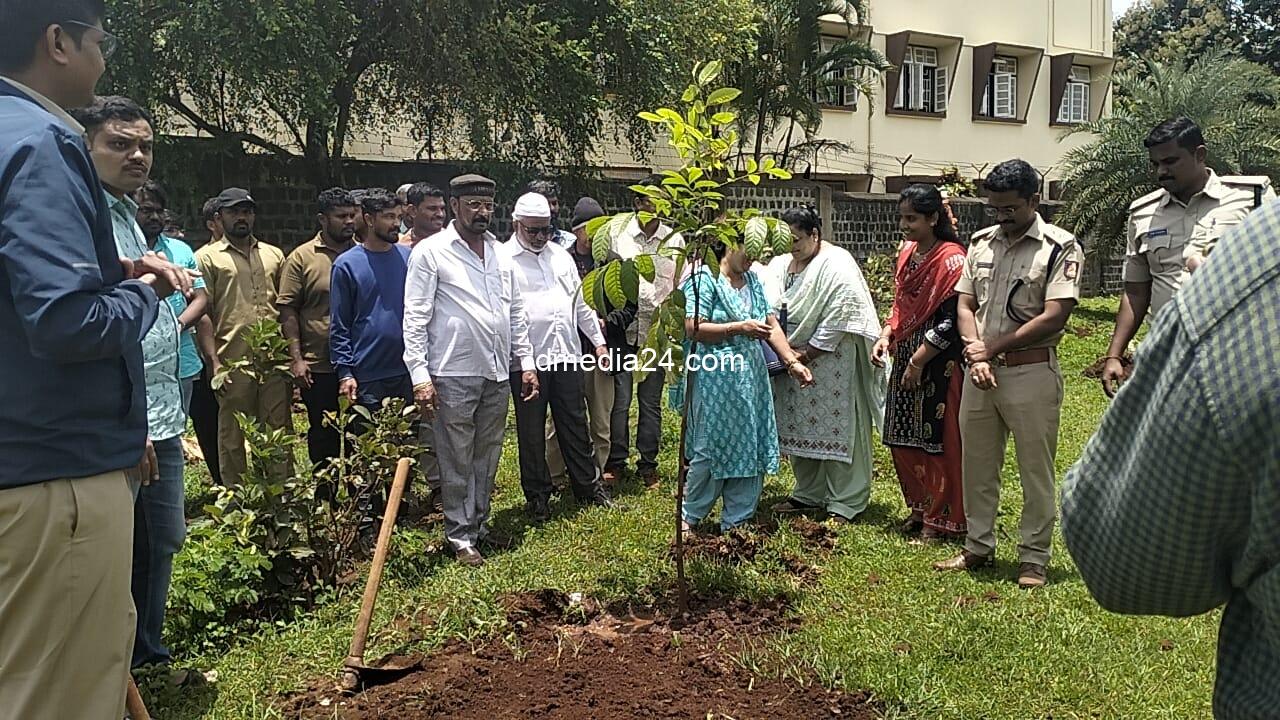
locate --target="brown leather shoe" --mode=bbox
[932,550,992,572]
[641,469,660,489]
[1017,562,1047,588]
[455,547,484,567]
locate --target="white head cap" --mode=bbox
[512,192,551,220]
[396,183,413,197]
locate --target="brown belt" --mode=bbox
[994,348,1052,367]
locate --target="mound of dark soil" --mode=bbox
[281,589,878,719]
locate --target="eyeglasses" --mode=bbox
[983,204,1022,218]
[463,199,495,212]
[63,20,118,59]
[521,224,556,237]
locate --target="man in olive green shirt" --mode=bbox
[278,187,357,470]
[196,187,290,485]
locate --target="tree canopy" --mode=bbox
[102,0,754,185]
[1115,0,1280,75]
[1056,53,1280,249]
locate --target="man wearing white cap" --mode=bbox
[500,193,615,523]
[404,173,538,566]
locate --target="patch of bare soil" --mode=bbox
[281,590,878,719]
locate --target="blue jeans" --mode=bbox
[130,436,186,668]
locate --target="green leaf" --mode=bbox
[635,254,656,282]
[703,245,719,275]
[686,167,703,183]
[746,157,758,173]
[710,111,736,125]
[706,88,741,106]
[655,108,682,124]
[581,269,603,313]
[681,85,698,103]
[637,110,664,123]
[620,260,640,303]
[604,261,627,308]
[697,60,723,87]
[770,218,794,256]
[743,216,768,260]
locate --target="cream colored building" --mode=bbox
[594,0,1115,193]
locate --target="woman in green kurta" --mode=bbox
[670,243,812,531]
[760,206,888,523]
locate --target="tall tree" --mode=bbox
[102,0,755,186]
[1056,53,1280,250]
[1114,0,1279,75]
[728,0,889,169]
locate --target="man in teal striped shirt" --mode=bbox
[74,95,191,674]
[1062,198,1279,719]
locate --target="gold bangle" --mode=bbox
[412,381,433,392]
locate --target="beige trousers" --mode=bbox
[216,371,292,485]
[0,471,136,720]
[548,366,615,481]
[959,355,1064,566]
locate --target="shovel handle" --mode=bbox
[126,675,150,719]
[344,457,412,673]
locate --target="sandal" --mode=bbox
[771,498,818,515]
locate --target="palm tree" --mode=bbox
[730,0,889,169]
[1057,53,1280,252]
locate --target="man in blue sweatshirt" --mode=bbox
[330,187,414,416]
[0,1,191,716]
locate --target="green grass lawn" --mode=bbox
[151,296,1217,719]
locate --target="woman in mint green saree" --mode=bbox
[760,206,888,523]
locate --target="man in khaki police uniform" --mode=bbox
[1100,117,1273,396]
[934,159,1083,589]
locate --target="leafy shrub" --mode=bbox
[861,252,896,317]
[165,319,421,652]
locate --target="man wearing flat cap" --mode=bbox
[404,173,538,566]
[195,188,291,485]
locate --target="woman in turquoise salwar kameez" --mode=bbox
[670,242,813,532]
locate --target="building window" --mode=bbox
[815,36,858,109]
[894,45,947,114]
[1057,65,1091,124]
[980,56,1017,119]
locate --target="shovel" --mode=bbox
[125,675,150,719]
[341,457,421,692]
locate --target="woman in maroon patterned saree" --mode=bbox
[873,184,967,541]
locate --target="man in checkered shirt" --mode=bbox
[1062,197,1279,720]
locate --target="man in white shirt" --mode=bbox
[403,174,539,567]
[607,180,684,487]
[500,193,614,522]
[525,178,576,249]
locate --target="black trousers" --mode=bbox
[299,371,342,470]
[510,367,601,504]
[188,367,221,484]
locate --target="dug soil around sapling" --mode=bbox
[282,588,879,719]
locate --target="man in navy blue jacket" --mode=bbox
[0,2,190,717]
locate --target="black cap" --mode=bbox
[449,173,496,198]
[571,196,605,230]
[215,187,256,210]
